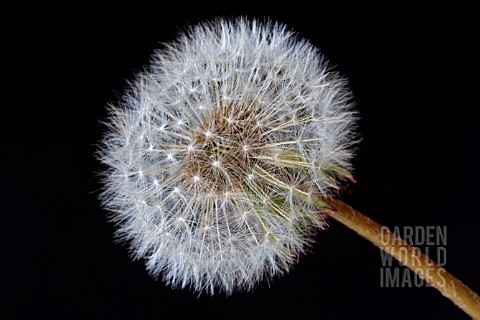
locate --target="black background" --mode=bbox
[3,2,479,319]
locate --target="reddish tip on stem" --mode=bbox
[347,174,357,184]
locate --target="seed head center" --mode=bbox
[182,104,265,192]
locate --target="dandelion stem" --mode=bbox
[313,196,480,319]
[259,148,479,317]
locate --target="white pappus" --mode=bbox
[98,18,357,295]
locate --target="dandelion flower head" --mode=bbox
[99,18,357,295]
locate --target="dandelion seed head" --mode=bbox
[98,18,357,295]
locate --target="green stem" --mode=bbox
[315,195,480,319]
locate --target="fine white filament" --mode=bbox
[98,18,356,295]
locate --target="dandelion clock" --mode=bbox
[98,18,480,318]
